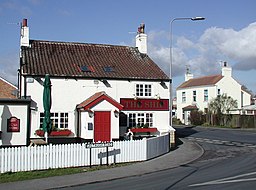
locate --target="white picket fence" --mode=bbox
[0,134,170,173]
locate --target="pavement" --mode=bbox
[0,138,204,190]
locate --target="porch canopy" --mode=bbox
[76,91,123,111]
[182,105,198,111]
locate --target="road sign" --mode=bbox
[86,142,113,149]
[86,142,114,168]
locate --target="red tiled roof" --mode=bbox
[177,75,223,89]
[0,77,18,99]
[21,40,169,81]
[77,91,123,110]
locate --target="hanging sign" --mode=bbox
[7,117,20,132]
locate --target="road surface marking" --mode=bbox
[189,171,256,187]
[186,137,256,148]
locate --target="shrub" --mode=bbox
[172,117,182,125]
[190,110,205,125]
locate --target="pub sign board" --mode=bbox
[7,117,20,132]
[120,98,169,111]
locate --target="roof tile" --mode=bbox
[177,75,223,89]
[21,40,169,80]
[0,77,18,99]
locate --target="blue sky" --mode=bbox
[1,0,256,95]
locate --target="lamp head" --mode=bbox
[191,17,205,21]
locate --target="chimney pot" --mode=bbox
[22,19,27,27]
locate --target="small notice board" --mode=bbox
[86,142,113,149]
[7,117,20,132]
[86,142,114,167]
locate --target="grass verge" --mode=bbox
[0,163,131,184]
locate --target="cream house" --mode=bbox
[176,62,251,125]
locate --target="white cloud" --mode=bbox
[147,22,256,79]
[176,36,194,50]
[0,51,19,85]
[198,23,256,71]
[0,1,32,16]
[147,31,200,77]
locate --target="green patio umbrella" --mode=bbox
[42,74,52,143]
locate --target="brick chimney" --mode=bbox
[20,19,29,47]
[135,23,147,54]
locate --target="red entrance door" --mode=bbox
[94,111,111,142]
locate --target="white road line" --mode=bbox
[212,139,221,142]
[189,171,256,187]
[190,177,256,186]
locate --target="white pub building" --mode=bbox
[13,19,175,145]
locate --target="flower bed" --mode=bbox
[35,129,72,137]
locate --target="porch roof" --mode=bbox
[77,91,123,110]
[182,105,198,111]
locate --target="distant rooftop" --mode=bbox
[177,75,223,89]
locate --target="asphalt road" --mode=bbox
[59,126,256,190]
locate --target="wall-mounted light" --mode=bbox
[88,109,94,118]
[155,93,160,100]
[133,94,138,100]
[114,110,119,117]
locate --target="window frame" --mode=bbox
[135,83,152,97]
[128,112,154,128]
[40,112,69,129]
[217,89,221,96]
[182,92,186,103]
[193,90,196,102]
[204,89,208,102]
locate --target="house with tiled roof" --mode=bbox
[0,77,18,99]
[17,19,174,144]
[176,62,251,125]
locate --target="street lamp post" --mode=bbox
[169,16,205,126]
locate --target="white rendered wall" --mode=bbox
[0,104,28,146]
[23,77,171,139]
[242,89,251,107]
[216,76,242,108]
[176,75,251,122]
[80,100,120,140]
